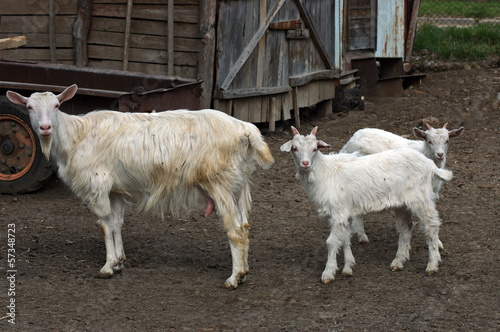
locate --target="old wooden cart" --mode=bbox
[0,60,201,194]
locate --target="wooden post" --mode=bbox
[167,0,174,76]
[72,0,92,67]
[49,0,57,63]
[405,0,421,63]
[198,0,217,109]
[122,0,133,71]
[293,87,300,128]
[268,97,277,131]
[256,0,267,88]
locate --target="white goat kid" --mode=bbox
[281,126,452,284]
[340,125,464,244]
[7,85,275,289]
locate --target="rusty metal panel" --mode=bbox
[376,0,405,58]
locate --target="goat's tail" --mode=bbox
[435,168,453,182]
[248,130,275,170]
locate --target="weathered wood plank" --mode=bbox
[0,16,75,34]
[289,70,337,87]
[92,4,198,23]
[0,33,72,48]
[88,60,197,78]
[88,31,201,52]
[0,48,73,61]
[0,35,27,51]
[2,0,78,15]
[87,45,197,67]
[218,86,292,99]
[93,0,198,4]
[90,18,198,38]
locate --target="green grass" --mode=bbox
[420,0,500,19]
[414,23,500,59]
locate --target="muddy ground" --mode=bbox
[1,67,499,331]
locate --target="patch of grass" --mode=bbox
[420,0,500,19]
[414,24,500,59]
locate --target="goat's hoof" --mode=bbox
[113,264,124,274]
[341,270,353,277]
[321,272,335,284]
[390,265,403,272]
[358,236,369,244]
[96,271,114,279]
[426,269,438,275]
[224,274,243,289]
[223,280,238,290]
[96,265,115,278]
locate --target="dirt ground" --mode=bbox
[1,67,499,331]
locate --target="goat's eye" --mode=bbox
[27,106,33,111]
[313,148,317,152]
[55,104,60,108]
[292,147,298,152]
[445,140,449,144]
[428,141,433,145]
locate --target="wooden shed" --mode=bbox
[1,0,422,123]
[0,0,344,129]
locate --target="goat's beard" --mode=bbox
[39,135,53,161]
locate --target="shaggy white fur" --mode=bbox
[339,125,464,245]
[7,85,274,289]
[281,126,452,284]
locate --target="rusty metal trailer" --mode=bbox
[0,60,201,194]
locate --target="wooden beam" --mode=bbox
[268,97,277,131]
[220,0,286,91]
[0,35,27,51]
[49,0,57,63]
[72,0,92,67]
[197,0,217,109]
[292,86,300,128]
[405,0,421,62]
[167,0,174,75]
[218,85,292,99]
[289,70,337,87]
[122,0,133,71]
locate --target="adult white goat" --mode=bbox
[7,84,275,289]
[280,126,452,284]
[340,125,464,244]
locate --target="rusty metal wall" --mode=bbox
[376,0,405,58]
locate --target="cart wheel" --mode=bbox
[0,97,53,194]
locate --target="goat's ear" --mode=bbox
[6,91,28,106]
[317,140,330,149]
[413,127,426,139]
[310,126,318,136]
[57,84,78,104]
[280,140,293,152]
[449,126,464,138]
[291,126,300,136]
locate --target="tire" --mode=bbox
[0,96,54,194]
